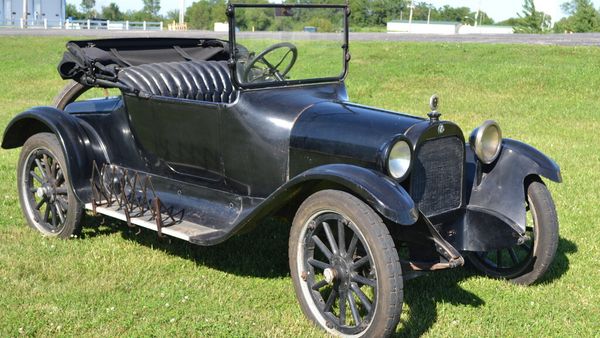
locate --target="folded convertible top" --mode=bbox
[57,38,231,87]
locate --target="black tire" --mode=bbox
[52,80,90,110]
[17,133,83,238]
[289,190,403,337]
[467,180,559,285]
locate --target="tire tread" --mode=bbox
[289,190,403,337]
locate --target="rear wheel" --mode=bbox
[468,180,558,285]
[53,80,119,110]
[289,190,403,337]
[17,133,83,238]
[52,80,90,110]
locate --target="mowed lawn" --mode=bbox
[0,36,598,337]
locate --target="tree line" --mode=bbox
[554,0,600,32]
[499,0,600,33]
[68,0,174,22]
[186,0,496,30]
[68,0,600,33]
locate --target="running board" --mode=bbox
[85,203,221,242]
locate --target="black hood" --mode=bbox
[289,101,425,176]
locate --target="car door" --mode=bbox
[126,95,223,183]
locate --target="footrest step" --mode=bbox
[84,203,220,242]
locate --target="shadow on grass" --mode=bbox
[395,269,483,337]
[79,213,124,239]
[538,237,577,285]
[393,237,577,337]
[111,216,293,278]
[79,214,576,336]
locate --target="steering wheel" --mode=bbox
[242,42,298,83]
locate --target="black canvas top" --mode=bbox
[57,37,231,85]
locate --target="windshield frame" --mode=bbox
[227,2,350,90]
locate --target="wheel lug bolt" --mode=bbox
[301,271,308,281]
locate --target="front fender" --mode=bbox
[287,164,419,225]
[467,138,561,234]
[2,106,107,201]
[241,164,419,227]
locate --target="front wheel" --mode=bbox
[17,133,83,238]
[289,190,403,337]
[467,180,559,285]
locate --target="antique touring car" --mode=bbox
[2,2,561,336]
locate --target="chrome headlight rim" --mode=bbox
[385,136,413,181]
[471,120,503,165]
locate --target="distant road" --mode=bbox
[1,28,600,46]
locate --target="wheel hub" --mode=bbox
[329,255,353,288]
[324,268,336,284]
[36,183,56,201]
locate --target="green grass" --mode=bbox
[1,36,599,337]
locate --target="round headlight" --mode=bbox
[387,139,412,180]
[470,120,502,164]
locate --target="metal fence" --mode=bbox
[0,18,163,31]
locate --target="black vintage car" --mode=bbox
[2,2,561,337]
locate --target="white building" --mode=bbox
[1,0,65,27]
[387,20,513,35]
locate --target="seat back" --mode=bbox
[118,60,237,103]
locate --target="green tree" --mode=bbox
[404,4,493,25]
[101,3,123,21]
[66,3,83,19]
[186,0,228,30]
[80,0,96,18]
[186,1,211,29]
[347,0,406,26]
[497,17,522,26]
[555,0,600,32]
[438,5,472,22]
[123,10,149,21]
[368,0,405,25]
[165,9,180,22]
[410,3,435,21]
[514,0,551,33]
[478,11,495,25]
[142,0,161,19]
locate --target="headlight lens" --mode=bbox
[470,120,502,164]
[387,139,412,180]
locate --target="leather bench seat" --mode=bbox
[118,60,237,103]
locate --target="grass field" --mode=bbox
[0,36,599,337]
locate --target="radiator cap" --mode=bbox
[428,94,441,122]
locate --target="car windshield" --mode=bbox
[232,3,347,87]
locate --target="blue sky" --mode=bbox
[68,0,600,23]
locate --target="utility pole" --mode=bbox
[22,0,27,28]
[427,7,431,25]
[540,13,546,31]
[408,0,414,30]
[179,0,185,24]
[474,0,481,27]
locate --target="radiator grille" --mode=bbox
[410,136,464,217]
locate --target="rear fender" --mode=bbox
[2,106,108,201]
[467,138,561,234]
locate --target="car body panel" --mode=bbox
[1,106,107,200]
[466,139,561,230]
[220,163,420,245]
[290,102,424,177]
